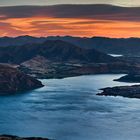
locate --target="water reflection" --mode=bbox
[0,74,139,140]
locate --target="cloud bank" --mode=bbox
[0,4,140,37]
[0,4,139,21]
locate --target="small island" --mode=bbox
[0,64,44,94]
[114,74,140,83]
[97,85,140,99]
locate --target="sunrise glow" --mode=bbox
[0,4,140,38]
[0,16,139,38]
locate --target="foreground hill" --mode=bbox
[0,64,43,93]
[19,56,140,79]
[0,40,115,64]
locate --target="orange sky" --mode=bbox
[0,17,138,38]
[0,5,140,38]
[0,4,140,38]
[0,16,140,38]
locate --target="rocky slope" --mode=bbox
[19,56,140,79]
[0,64,43,94]
[20,55,55,78]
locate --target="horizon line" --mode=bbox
[0,35,140,39]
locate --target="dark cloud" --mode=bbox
[0,4,140,22]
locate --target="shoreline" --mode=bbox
[97,84,140,99]
[0,135,50,140]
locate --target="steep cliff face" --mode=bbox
[0,64,43,94]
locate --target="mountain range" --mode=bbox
[0,36,140,56]
[0,35,139,80]
[47,36,140,56]
[0,39,115,64]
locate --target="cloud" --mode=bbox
[0,4,140,37]
[0,4,139,22]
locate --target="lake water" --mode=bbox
[0,74,140,140]
[108,54,123,57]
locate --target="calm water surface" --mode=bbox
[108,54,123,57]
[0,74,140,140]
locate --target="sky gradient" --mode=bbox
[0,0,139,7]
[0,1,140,38]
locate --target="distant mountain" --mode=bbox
[46,36,140,56]
[0,35,46,47]
[0,40,115,64]
[0,36,140,56]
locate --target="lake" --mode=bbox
[0,74,140,140]
[108,54,123,57]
